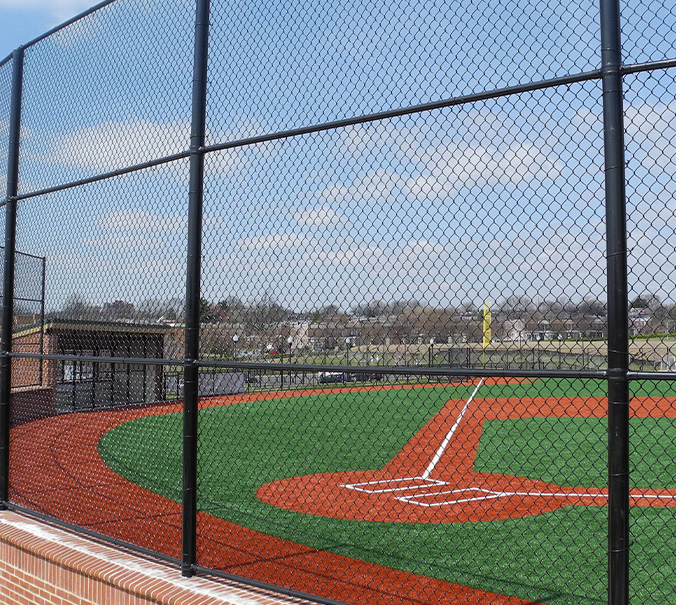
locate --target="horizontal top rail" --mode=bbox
[6,352,185,367]
[627,371,676,381]
[196,359,607,380]
[5,352,608,379]
[5,56,676,206]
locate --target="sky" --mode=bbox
[0,0,95,60]
[0,0,675,317]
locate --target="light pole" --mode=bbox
[345,337,351,368]
[429,337,434,368]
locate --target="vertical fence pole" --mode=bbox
[39,256,46,385]
[182,0,210,578]
[0,48,24,507]
[599,0,630,603]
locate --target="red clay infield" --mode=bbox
[257,384,676,523]
[9,381,674,604]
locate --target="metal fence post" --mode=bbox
[39,256,46,385]
[0,48,24,507]
[599,0,630,603]
[182,0,210,578]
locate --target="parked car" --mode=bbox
[348,371,384,382]
[319,371,351,384]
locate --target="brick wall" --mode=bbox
[0,511,314,605]
[11,332,55,390]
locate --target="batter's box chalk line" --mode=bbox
[338,378,676,509]
[341,477,448,494]
[397,487,509,506]
[341,380,485,499]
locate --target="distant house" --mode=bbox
[628,308,651,336]
[504,320,527,342]
[10,319,169,425]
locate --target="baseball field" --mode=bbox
[10,378,676,604]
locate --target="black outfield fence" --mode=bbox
[1,0,676,604]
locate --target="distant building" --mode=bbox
[504,320,527,342]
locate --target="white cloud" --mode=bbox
[236,233,318,252]
[624,102,676,175]
[232,233,448,275]
[338,122,396,153]
[97,208,187,233]
[406,144,564,201]
[81,232,157,250]
[319,169,407,204]
[82,208,188,249]
[314,141,564,206]
[46,119,189,174]
[0,0,93,21]
[400,240,447,259]
[0,0,188,23]
[44,116,270,179]
[293,205,346,228]
[304,243,384,268]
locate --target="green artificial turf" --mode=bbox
[474,417,676,489]
[98,378,676,604]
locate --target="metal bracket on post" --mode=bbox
[599,1,630,603]
[182,0,210,578]
[0,47,24,508]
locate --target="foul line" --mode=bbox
[342,379,483,493]
[421,378,483,480]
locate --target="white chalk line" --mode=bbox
[396,487,676,508]
[341,379,484,494]
[421,378,484,480]
[342,477,446,493]
[344,477,676,507]
[340,379,676,509]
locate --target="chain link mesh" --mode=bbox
[0,1,674,604]
[625,69,676,367]
[206,0,600,145]
[621,0,676,66]
[624,66,676,603]
[9,162,188,557]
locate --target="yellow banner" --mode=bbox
[482,301,492,348]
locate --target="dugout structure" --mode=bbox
[10,319,168,425]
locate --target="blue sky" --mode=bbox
[1,0,676,316]
[0,0,95,60]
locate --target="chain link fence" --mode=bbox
[0,1,675,604]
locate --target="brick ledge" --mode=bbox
[0,510,314,605]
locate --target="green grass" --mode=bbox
[475,417,676,489]
[98,378,676,604]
